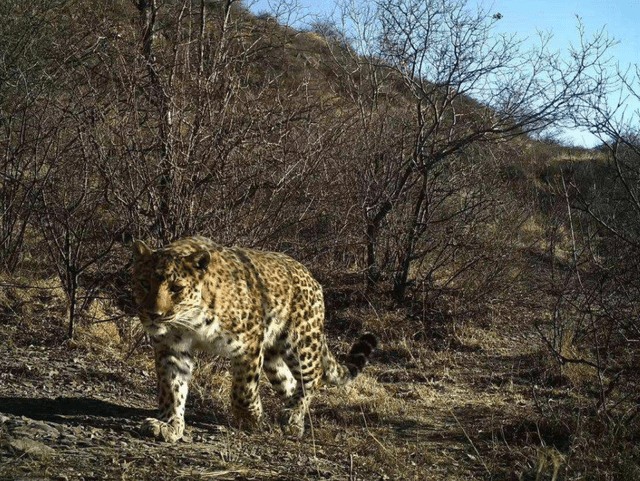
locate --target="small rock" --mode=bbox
[7,437,55,457]
[59,437,76,446]
[13,421,61,439]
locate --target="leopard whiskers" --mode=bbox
[165,311,202,332]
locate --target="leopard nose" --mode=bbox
[145,311,165,321]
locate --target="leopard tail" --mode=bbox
[321,333,377,386]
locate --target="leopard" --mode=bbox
[131,236,377,442]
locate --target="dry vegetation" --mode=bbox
[1,0,640,479]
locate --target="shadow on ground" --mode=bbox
[0,396,153,425]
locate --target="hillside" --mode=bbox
[1,0,639,479]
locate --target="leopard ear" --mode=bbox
[187,250,211,271]
[132,240,153,260]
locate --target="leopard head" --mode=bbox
[131,240,211,336]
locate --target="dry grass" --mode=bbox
[1,261,638,480]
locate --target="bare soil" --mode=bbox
[0,284,567,480]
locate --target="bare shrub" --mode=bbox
[530,65,640,475]
[310,0,616,308]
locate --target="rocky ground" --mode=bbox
[0,281,567,480]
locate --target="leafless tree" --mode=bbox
[325,0,617,302]
[539,63,640,412]
[0,0,67,270]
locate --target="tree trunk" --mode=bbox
[138,0,173,241]
[393,171,429,304]
[365,200,392,287]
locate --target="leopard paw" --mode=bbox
[140,418,184,443]
[280,410,305,437]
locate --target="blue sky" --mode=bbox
[491,0,640,147]
[248,0,640,148]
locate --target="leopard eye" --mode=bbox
[170,284,184,294]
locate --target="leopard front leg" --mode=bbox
[142,344,193,443]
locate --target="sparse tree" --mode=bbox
[541,63,640,412]
[329,0,616,302]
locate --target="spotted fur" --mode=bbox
[131,236,376,442]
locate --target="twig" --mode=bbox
[450,409,490,476]
[367,430,390,454]
[124,332,146,361]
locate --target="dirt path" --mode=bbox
[0,303,559,480]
